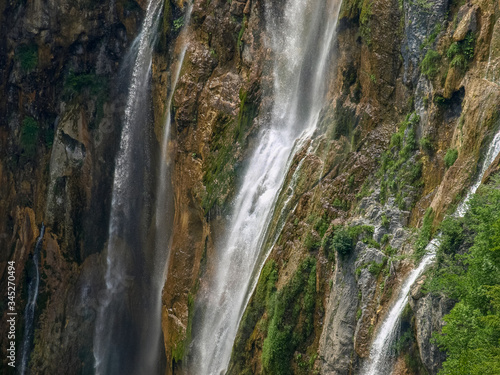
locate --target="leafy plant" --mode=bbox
[16,44,38,72]
[173,16,184,32]
[444,148,458,168]
[421,49,440,78]
[20,117,39,157]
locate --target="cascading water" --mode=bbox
[187,1,342,374]
[93,1,164,374]
[146,1,193,369]
[19,223,45,375]
[362,128,500,375]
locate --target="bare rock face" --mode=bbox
[409,279,454,374]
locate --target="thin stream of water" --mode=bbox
[362,128,500,375]
[187,1,342,374]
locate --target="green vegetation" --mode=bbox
[304,232,321,252]
[173,16,184,32]
[446,32,475,72]
[330,228,354,257]
[237,16,247,53]
[359,0,373,47]
[64,72,104,96]
[415,207,435,259]
[419,136,433,153]
[172,293,194,363]
[261,257,317,375]
[444,148,458,168]
[202,88,258,215]
[368,258,387,276]
[381,214,390,229]
[425,176,500,374]
[63,71,109,129]
[201,114,238,214]
[16,44,38,72]
[420,24,442,50]
[230,260,278,370]
[421,49,440,78]
[324,225,374,259]
[20,117,39,157]
[377,113,423,208]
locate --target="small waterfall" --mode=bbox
[187,1,342,374]
[93,1,164,374]
[362,128,500,374]
[144,2,193,370]
[19,223,45,375]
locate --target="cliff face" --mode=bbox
[1,0,499,374]
[0,0,145,373]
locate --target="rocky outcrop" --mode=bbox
[0,0,144,372]
[409,278,454,374]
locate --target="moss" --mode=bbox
[421,49,440,78]
[20,117,39,158]
[381,214,390,229]
[237,16,247,54]
[236,88,257,142]
[16,43,38,72]
[419,136,433,153]
[444,148,458,168]
[201,114,238,214]
[332,99,358,140]
[261,258,317,375]
[304,232,321,252]
[229,260,278,371]
[172,293,195,363]
[446,31,475,72]
[359,0,373,47]
[377,113,423,207]
[202,88,258,215]
[415,207,435,259]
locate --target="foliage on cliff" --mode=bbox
[427,175,500,374]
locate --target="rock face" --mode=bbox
[410,279,454,374]
[0,0,144,373]
[1,0,500,374]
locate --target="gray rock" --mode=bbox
[409,280,455,374]
[402,0,449,85]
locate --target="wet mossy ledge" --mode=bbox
[228,257,319,375]
[201,86,260,216]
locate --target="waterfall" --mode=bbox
[362,128,500,374]
[93,1,164,374]
[145,2,193,370]
[19,223,45,375]
[187,1,342,374]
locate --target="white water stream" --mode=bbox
[187,1,342,374]
[93,1,163,374]
[362,128,500,374]
[19,223,45,375]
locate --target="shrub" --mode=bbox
[332,228,354,257]
[420,137,433,153]
[20,117,39,157]
[304,232,321,252]
[421,49,440,78]
[415,207,434,258]
[16,44,38,72]
[262,258,316,375]
[173,16,184,32]
[381,214,390,229]
[444,148,458,168]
